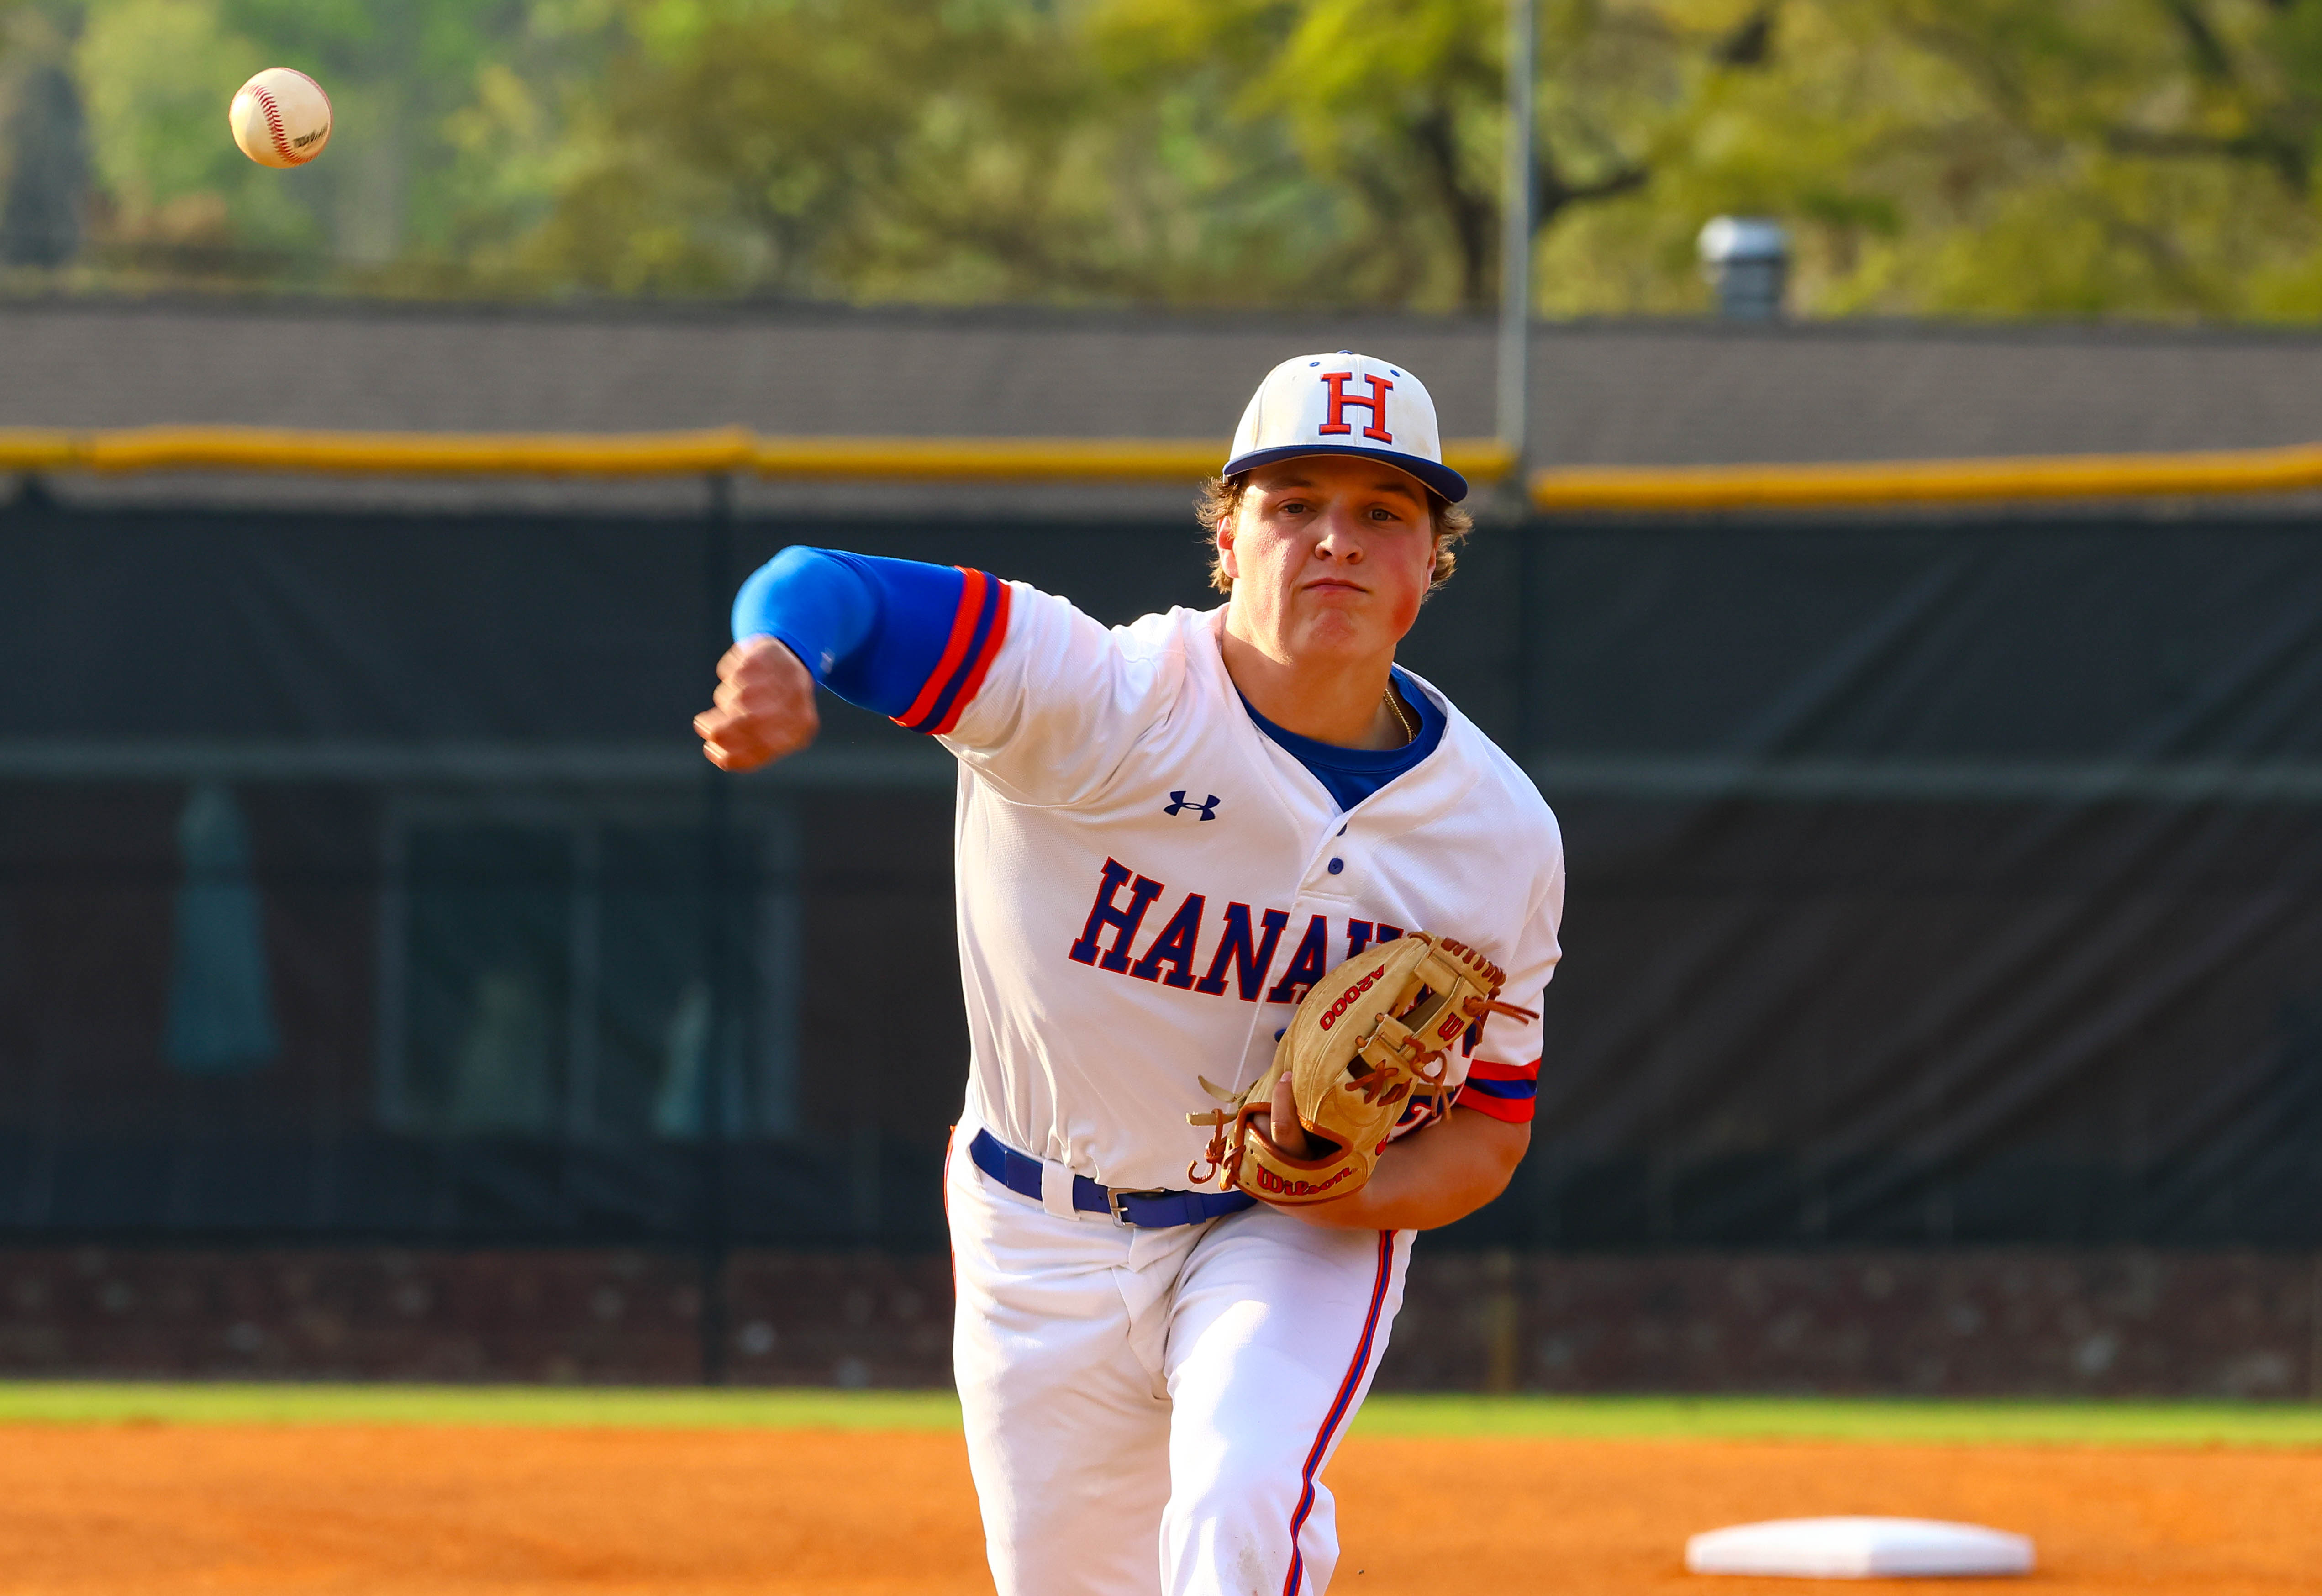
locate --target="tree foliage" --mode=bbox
[1529,0,2322,318]
[19,0,2322,317]
[518,0,1139,298]
[41,0,611,285]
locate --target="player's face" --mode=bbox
[1218,457,1437,662]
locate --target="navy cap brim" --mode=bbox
[1220,442,1468,505]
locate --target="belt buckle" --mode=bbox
[1106,1187,1173,1226]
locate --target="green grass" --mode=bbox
[0,1382,965,1431]
[0,1383,2317,1447]
[1348,1394,2322,1448]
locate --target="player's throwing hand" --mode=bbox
[695,636,818,772]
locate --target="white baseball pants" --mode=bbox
[946,1119,1413,1596]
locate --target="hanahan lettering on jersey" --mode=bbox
[1065,854,1495,1131]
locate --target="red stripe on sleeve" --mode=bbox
[1458,1087,1535,1124]
[890,568,988,730]
[928,579,1012,736]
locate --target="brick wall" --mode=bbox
[0,1249,951,1386]
[1389,1251,2322,1400]
[3,1247,2315,1397]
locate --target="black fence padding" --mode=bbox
[2,497,2320,1248]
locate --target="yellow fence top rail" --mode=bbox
[0,427,1516,485]
[1527,443,2322,512]
[5,427,2321,508]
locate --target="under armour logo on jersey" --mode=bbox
[1164,791,1222,821]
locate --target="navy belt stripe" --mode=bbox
[969,1129,1255,1228]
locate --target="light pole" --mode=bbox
[1497,0,1536,508]
[1501,0,1540,753]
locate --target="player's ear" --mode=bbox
[1216,511,1241,583]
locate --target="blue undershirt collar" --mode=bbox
[1238,666,1446,811]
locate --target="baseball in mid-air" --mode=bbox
[228,68,332,169]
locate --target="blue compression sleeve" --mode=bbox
[730,547,971,721]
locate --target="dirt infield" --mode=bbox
[0,1425,2315,1595]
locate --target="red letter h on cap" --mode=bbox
[1317,371,1394,443]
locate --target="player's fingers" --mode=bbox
[1269,1069,1309,1156]
[695,695,765,748]
[702,740,763,774]
[712,693,818,757]
[714,664,814,722]
[702,722,785,769]
[703,668,814,727]
[695,706,766,750]
[696,705,813,772]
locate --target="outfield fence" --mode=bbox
[5,432,2322,1387]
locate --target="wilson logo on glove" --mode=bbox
[1250,1164,1357,1199]
[1185,932,1536,1207]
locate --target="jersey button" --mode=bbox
[1327,858,1344,874]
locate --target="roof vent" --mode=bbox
[1698,216,1789,321]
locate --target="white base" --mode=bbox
[1686,1517,2035,1579]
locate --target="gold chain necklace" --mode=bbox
[1382,681,1417,745]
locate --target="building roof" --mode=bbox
[6,295,2322,512]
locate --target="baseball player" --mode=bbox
[694,352,1564,1596]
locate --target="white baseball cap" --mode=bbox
[1223,350,1466,504]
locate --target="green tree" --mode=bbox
[518,0,1163,300]
[1554,0,2322,319]
[61,0,611,287]
[37,0,2322,320]
[519,0,1765,310]
[1090,0,1746,311]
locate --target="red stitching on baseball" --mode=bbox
[253,86,295,163]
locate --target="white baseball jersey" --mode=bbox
[932,578,1565,1191]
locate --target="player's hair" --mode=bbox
[1195,471,1471,595]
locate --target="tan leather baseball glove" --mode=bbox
[1186,932,1535,1206]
